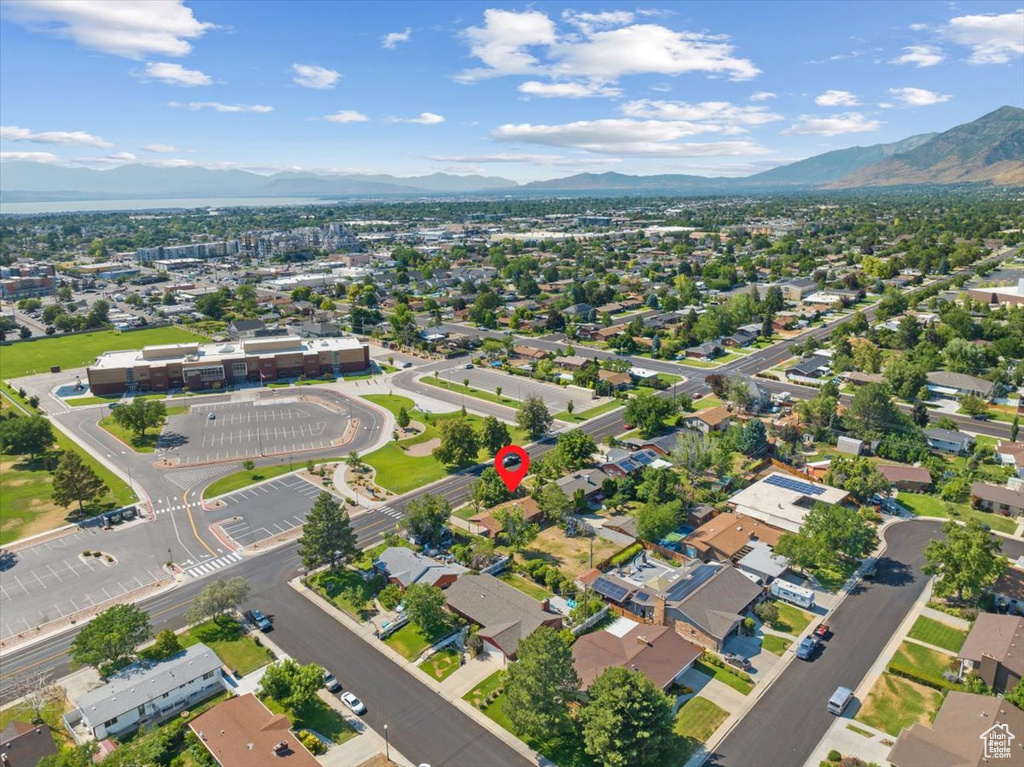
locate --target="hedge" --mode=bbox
[610,543,644,567]
[886,662,959,692]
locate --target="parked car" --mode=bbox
[827,686,854,715]
[323,671,341,693]
[340,691,366,715]
[207,412,216,420]
[401,361,413,368]
[464,363,474,369]
[796,636,819,660]
[862,564,877,581]
[502,452,521,467]
[250,608,272,632]
[723,653,752,672]
[813,623,832,640]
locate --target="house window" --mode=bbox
[104,716,118,727]
[203,671,215,680]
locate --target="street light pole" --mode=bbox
[384,724,389,761]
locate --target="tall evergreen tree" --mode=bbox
[298,491,358,570]
[51,450,106,514]
[504,626,580,744]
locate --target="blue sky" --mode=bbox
[1,0,1021,182]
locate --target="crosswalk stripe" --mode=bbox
[184,552,242,578]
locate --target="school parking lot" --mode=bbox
[214,475,324,547]
[429,364,596,413]
[159,398,350,465]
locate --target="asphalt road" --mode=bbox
[710,521,1024,767]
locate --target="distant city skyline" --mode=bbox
[1,0,1021,182]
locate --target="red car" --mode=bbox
[814,623,832,640]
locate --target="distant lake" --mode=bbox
[0,197,341,215]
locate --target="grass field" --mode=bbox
[511,525,621,580]
[0,696,69,744]
[898,491,1017,534]
[760,634,793,656]
[891,640,958,683]
[418,648,461,682]
[498,572,554,600]
[203,464,296,498]
[1,429,137,545]
[555,398,624,423]
[362,394,528,494]
[693,660,754,695]
[1,327,207,379]
[308,569,380,620]
[421,376,521,408]
[672,697,728,763]
[98,415,159,452]
[772,601,814,636]
[856,672,943,736]
[384,622,449,660]
[264,694,356,744]
[907,616,968,653]
[177,619,273,677]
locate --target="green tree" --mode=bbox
[912,400,930,427]
[111,399,167,437]
[242,459,255,472]
[298,492,358,570]
[517,395,553,440]
[800,501,878,566]
[579,666,676,767]
[494,504,539,553]
[472,467,512,509]
[402,582,449,636]
[389,302,417,345]
[636,500,682,543]
[636,466,676,505]
[1011,416,1020,442]
[70,603,152,673]
[432,417,480,466]
[554,428,596,470]
[504,626,580,743]
[774,532,824,573]
[959,394,989,417]
[535,482,571,524]
[624,392,675,438]
[479,416,511,455]
[852,340,883,374]
[51,450,107,514]
[670,431,713,475]
[844,383,906,440]
[1005,679,1024,710]
[378,584,403,611]
[0,415,55,459]
[396,407,411,430]
[184,577,251,626]
[150,629,182,660]
[258,659,325,711]
[402,494,451,548]
[38,744,96,767]
[924,520,1006,602]
[943,337,987,374]
[824,456,891,502]
[754,601,779,627]
[736,418,768,456]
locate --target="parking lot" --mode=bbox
[430,364,601,413]
[159,399,350,464]
[215,476,324,546]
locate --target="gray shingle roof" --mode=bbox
[669,566,762,641]
[444,573,558,657]
[375,547,467,588]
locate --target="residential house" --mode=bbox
[735,541,789,585]
[598,369,633,390]
[785,354,832,385]
[656,564,763,651]
[373,547,467,589]
[996,441,1024,479]
[970,482,1024,517]
[680,406,732,436]
[887,692,1024,767]
[295,319,342,338]
[993,562,1024,613]
[602,514,639,540]
[625,430,686,457]
[64,644,225,742]
[629,366,661,384]
[555,470,606,504]
[513,346,547,363]
[444,573,562,660]
[0,722,58,767]
[925,371,996,401]
[554,355,592,371]
[722,324,760,348]
[600,448,665,478]
[726,472,850,533]
[227,319,266,340]
[877,464,933,492]
[189,693,319,767]
[844,371,884,386]
[571,622,702,692]
[593,324,628,343]
[741,379,773,414]
[682,511,786,563]
[684,341,722,361]
[835,436,864,456]
[925,428,975,455]
[957,614,1024,694]
[468,498,544,538]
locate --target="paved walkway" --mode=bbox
[316,689,415,767]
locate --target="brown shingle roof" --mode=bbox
[877,464,932,484]
[685,406,731,427]
[971,482,1024,507]
[684,511,785,560]
[572,623,702,690]
[189,694,319,767]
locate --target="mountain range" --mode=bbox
[1,106,1021,203]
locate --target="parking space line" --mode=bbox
[78,555,96,572]
[11,575,28,595]
[101,586,113,600]
[46,564,64,583]
[32,570,47,589]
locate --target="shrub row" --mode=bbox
[886,662,959,692]
[609,543,644,567]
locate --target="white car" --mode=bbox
[340,691,366,715]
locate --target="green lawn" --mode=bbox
[0,327,207,379]
[421,376,521,408]
[554,398,624,423]
[692,660,754,695]
[0,697,68,740]
[177,619,273,677]
[898,491,1017,534]
[855,673,944,737]
[418,648,461,682]
[907,616,968,653]
[203,464,297,498]
[384,622,450,661]
[672,697,729,763]
[67,395,123,407]
[760,634,793,656]
[678,352,741,368]
[847,724,875,738]
[891,640,958,684]
[463,669,506,707]
[308,569,381,620]
[771,601,814,636]
[98,415,159,452]
[361,394,528,494]
[263,695,357,745]
[690,396,724,410]
[498,572,554,600]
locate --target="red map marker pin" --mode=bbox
[495,445,530,492]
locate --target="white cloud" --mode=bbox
[815,90,860,107]
[291,63,341,89]
[782,113,881,136]
[0,125,113,147]
[0,151,61,163]
[322,110,369,123]
[889,44,944,67]
[942,9,1024,64]
[909,23,928,32]
[1,0,213,58]
[136,61,212,86]
[428,152,622,166]
[168,101,273,113]
[455,9,759,84]
[888,87,951,106]
[620,100,783,126]
[750,91,776,101]
[388,112,445,125]
[141,143,181,153]
[518,80,621,98]
[382,28,411,49]
[492,118,772,156]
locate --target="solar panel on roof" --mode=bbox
[765,473,824,495]
[592,577,630,603]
